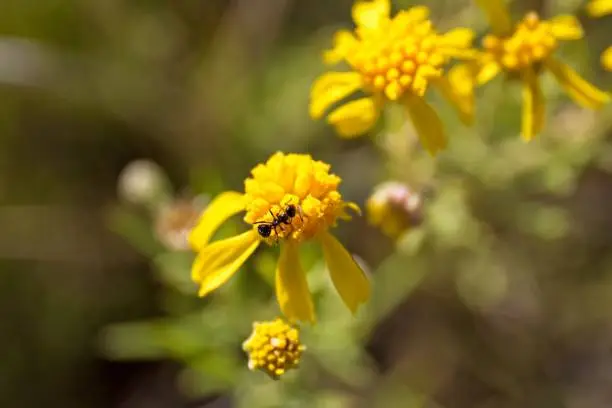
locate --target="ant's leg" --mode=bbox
[269,209,279,222]
[273,225,283,241]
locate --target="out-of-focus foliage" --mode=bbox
[1,0,612,408]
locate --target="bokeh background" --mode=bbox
[1,0,612,407]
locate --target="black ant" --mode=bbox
[254,204,300,238]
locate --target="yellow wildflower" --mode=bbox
[242,318,306,380]
[366,181,423,239]
[471,0,610,140]
[586,0,612,71]
[309,0,475,155]
[188,152,370,323]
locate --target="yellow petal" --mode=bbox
[586,0,612,17]
[319,231,370,314]
[545,57,611,109]
[345,201,362,216]
[404,6,430,22]
[309,72,363,119]
[549,15,583,40]
[323,30,358,65]
[521,68,545,141]
[311,71,362,99]
[434,64,475,126]
[191,230,260,297]
[275,242,315,323]
[602,46,612,71]
[189,191,245,251]
[475,0,513,35]
[439,27,475,50]
[404,95,447,155]
[352,0,390,31]
[476,60,501,85]
[327,97,380,138]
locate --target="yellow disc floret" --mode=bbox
[242,318,306,380]
[482,12,557,72]
[243,152,356,244]
[349,8,450,100]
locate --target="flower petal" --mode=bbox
[323,30,358,65]
[439,27,475,51]
[476,60,501,85]
[191,230,260,297]
[404,6,430,22]
[475,0,513,35]
[310,72,363,119]
[549,15,583,40]
[311,71,362,99]
[434,64,475,126]
[404,95,447,155]
[586,0,612,17]
[521,68,545,141]
[275,242,315,323]
[602,46,612,72]
[319,231,370,314]
[352,0,390,31]
[327,97,380,138]
[189,191,245,251]
[545,57,611,109]
[338,201,362,220]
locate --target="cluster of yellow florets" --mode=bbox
[482,12,557,71]
[242,318,306,380]
[350,9,449,100]
[243,152,354,244]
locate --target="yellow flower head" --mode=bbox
[482,12,560,72]
[586,0,612,71]
[366,181,423,239]
[189,152,370,323]
[310,0,476,155]
[243,153,351,243]
[242,318,306,380]
[471,0,610,140]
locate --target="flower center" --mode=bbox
[243,152,350,244]
[483,12,557,71]
[348,11,446,101]
[242,318,305,379]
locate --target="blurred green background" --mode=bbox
[1,0,612,407]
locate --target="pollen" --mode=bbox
[348,10,448,100]
[482,12,557,71]
[242,318,306,380]
[243,152,357,244]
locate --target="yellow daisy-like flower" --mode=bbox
[471,0,610,140]
[309,0,476,155]
[188,152,370,323]
[586,0,612,71]
[242,318,306,380]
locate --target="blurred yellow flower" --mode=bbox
[188,152,370,323]
[366,181,423,239]
[242,318,306,380]
[586,0,612,71]
[309,0,475,155]
[471,0,609,140]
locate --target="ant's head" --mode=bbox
[257,223,273,238]
[285,204,296,218]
